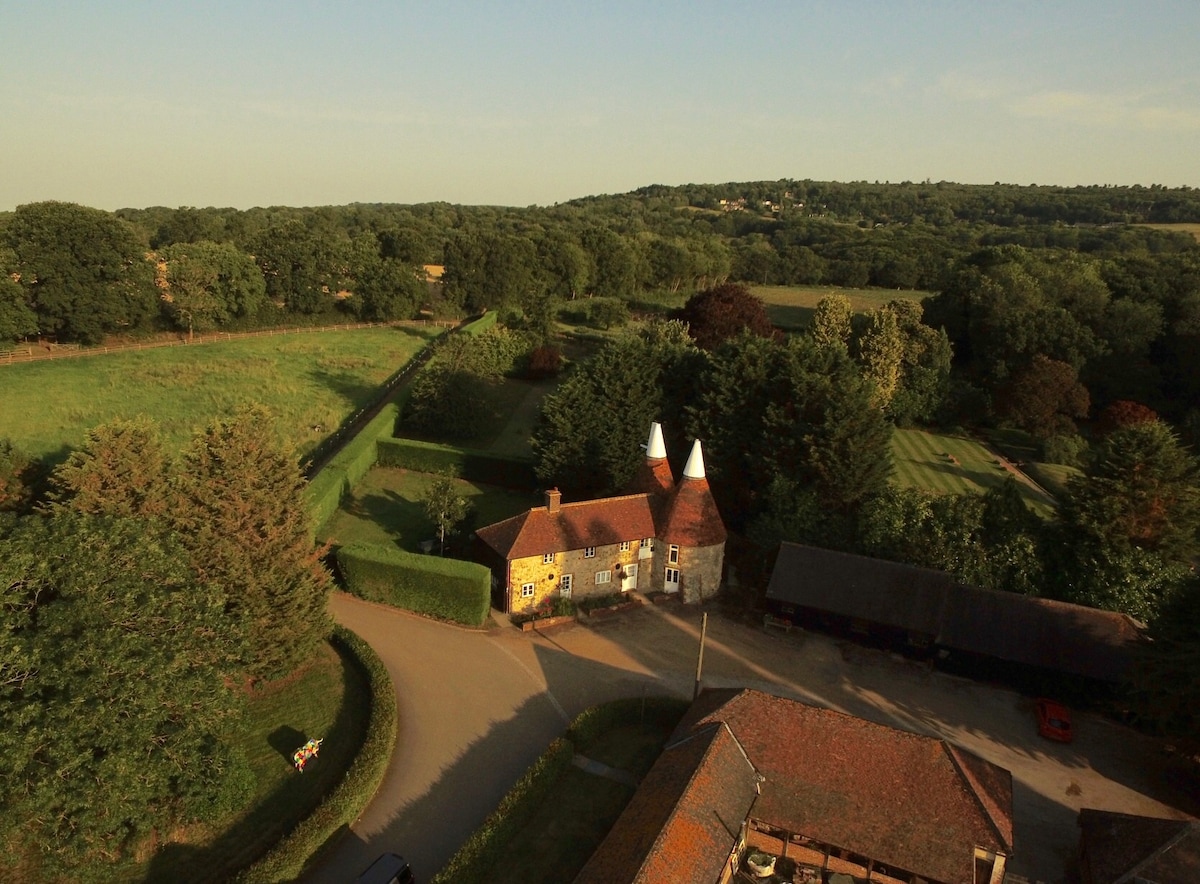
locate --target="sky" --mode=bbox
[2,1,1198,211]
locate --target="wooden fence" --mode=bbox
[0,319,461,366]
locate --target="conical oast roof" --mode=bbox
[660,440,726,546]
[630,421,676,496]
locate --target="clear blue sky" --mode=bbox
[2,1,1197,211]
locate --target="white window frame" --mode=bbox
[521,583,535,598]
[619,541,630,552]
[584,546,596,558]
[595,570,611,585]
[665,567,680,585]
[639,537,654,559]
[560,574,573,597]
[669,544,680,564]
[543,552,555,564]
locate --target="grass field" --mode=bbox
[0,325,443,462]
[891,428,1057,516]
[750,284,931,330]
[320,466,540,550]
[1137,222,1200,243]
[122,642,368,882]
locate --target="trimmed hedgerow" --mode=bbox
[375,437,536,489]
[429,737,575,884]
[306,403,401,536]
[236,626,397,883]
[566,696,690,753]
[430,697,690,883]
[335,542,491,627]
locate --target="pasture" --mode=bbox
[0,325,443,462]
[1137,222,1200,243]
[750,284,930,330]
[890,428,1057,515]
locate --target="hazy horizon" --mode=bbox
[3,1,1198,213]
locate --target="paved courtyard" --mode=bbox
[308,593,1195,884]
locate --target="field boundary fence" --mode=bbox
[0,319,461,366]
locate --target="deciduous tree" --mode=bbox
[672,282,777,351]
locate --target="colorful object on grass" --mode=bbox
[292,737,323,772]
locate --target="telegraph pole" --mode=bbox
[693,612,708,701]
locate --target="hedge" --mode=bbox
[336,542,492,627]
[375,437,537,489]
[306,403,401,536]
[429,737,575,884]
[460,311,498,336]
[566,696,690,752]
[429,696,690,883]
[236,626,398,883]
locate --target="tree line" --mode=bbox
[0,408,330,878]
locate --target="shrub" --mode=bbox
[236,628,397,883]
[335,542,492,627]
[1041,433,1089,467]
[525,344,563,379]
[566,697,690,752]
[577,592,626,613]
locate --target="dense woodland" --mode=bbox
[3,180,1200,874]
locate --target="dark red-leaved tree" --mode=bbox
[995,354,1090,440]
[671,282,779,351]
[1096,399,1159,436]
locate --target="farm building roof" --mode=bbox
[766,542,1144,683]
[1078,809,1200,883]
[582,688,1012,884]
[573,722,759,884]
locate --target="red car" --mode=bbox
[1035,698,1073,743]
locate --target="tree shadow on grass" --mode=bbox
[140,641,370,884]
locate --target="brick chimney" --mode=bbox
[546,487,562,514]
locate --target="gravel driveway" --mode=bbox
[306,593,1194,884]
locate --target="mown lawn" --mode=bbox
[0,325,443,462]
[319,466,540,550]
[750,284,930,331]
[122,641,369,882]
[891,428,1057,516]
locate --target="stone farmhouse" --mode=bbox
[475,423,726,615]
[575,688,1013,884]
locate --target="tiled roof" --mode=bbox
[475,493,659,560]
[573,723,760,884]
[658,476,727,547]
[629,457,675,496]
[1079,809,1200,884]
[767,542,1144,682]
[687,689,1012,884]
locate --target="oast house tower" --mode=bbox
[475,422,728,614]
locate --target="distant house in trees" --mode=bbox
[475,423,726,615]
[765,542,1145,684]
[575,688,1013,884]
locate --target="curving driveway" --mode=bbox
[306,592,1194,884]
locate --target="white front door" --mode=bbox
[665,567,680,594]
[561,574,573,598]
[621,562,638,592]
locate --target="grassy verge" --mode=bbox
[750,284,930,331]
[433,697,688,884]
[122,639,370,882]
[320,466,539,550]
[1,325,442,462]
